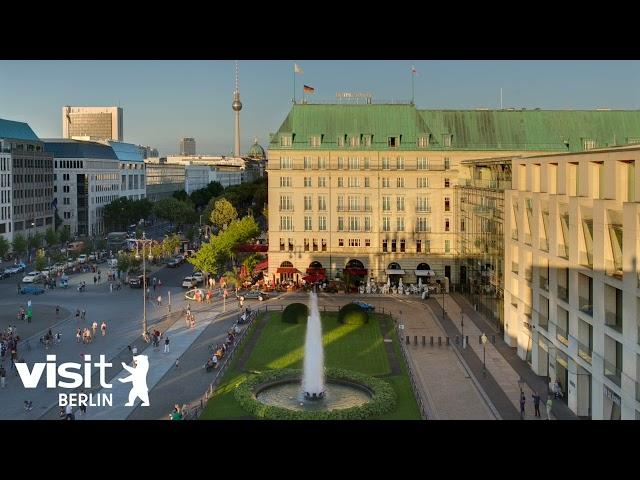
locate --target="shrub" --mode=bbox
[282,303,309,324]
[234,368,396,420]
[338,303,369,325]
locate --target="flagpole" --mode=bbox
[411,71,415,105]
[293,64,296,104]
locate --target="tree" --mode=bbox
[116,252,131,275]
[210,198,237,230]
[45,227,58,247]
[186,226,197,242]
[150,243,164,264]
[12,234,27,256]
[58,225,71,244]
[35,250,47,271]
[242,253,263,277]
[154,198,197,228]
[0,236,10,259]
[172,190,189,202]
[162,234,181,257]
[223,267,240,290]
[28,232,44,250]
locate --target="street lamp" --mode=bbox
[517,377,526,420]
[481,333,488,376]
[134,232,154,340]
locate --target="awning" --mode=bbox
[303,272,326,283]
[343,268,368,276]
[235,244,269,253]
[277,267,300,274]
[253,260,269,273]
[306,267,326,274]
[386,269,406,275]
[415,270,436,276]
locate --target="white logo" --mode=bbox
[118,355,150,407]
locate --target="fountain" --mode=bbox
[302,291,325,400]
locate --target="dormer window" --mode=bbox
[363,135,372,147]
[280,135,292,147]
[388,136,399,148]
[442,134,452,147]
[310,135,321,147]
[418,136,429,148]
[349,135,360,147]
[583,139,596,150]
[337,135,345,147]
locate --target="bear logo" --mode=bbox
[118,355,150,406]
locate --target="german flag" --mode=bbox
[303,85,315,94]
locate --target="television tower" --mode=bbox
[232,61,242,157]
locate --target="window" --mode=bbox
[313,239,318,251]
[288,239,294,251]
[444,157,451,170]
[279,195,293,211]
[349,217,359,231]
[304,157,313,169]
[417,157,428,170]
[304,196,312,211]
[445,240,450,253]
[348,238,361,247]
[417,177,428,188]
[281,176,292,187]
[397,177,405,188]
[337,136,345,147]
[382,217,391,232]
[382,178,390,188]
[318,157,327,170]
[442,134,452,147]
[310,136,321,147]
[417,217,429,232]
[396,196,405,212]
[416,239,422,253]
[382,158,390,170]
[399,239,405,253]
[280,157,292,169]
[281,136,292,147]
[425,240,431,253]
[364,177,370,187]
[318,196,327,211]
[280,237,285,251]
[382,240,388,252]
[445,197,450,211]
[396,217,405,232]
[318,177,326,187]
[418,136,429,148]
[461,219,465,232]
[348,177,360,187]
[322,239,327,251]
[348,157,359,170]
[444,178,450,188]
[349,136,360,147]
[445,219,450,231]
[391,239,397,252]
[338,217,344,231]
[337,177,343,187]
[364,157,370,169]
[304,239,310,251]
[396,157,405,170]
[365,239,370,247]
[364,216,371,231]
[304,216,312,231]
[583,139,596,150]
[363,136,372,147]
[318,216,327,231]
[382,196,391,211]
[417,197,430,212]
[388,137,398,147]
[338,238,344,247]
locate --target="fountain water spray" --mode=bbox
[302,291,325,399]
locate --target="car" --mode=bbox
[6,262,27,274]
[22,271,43,283]
[129,274,147,288]
[166,257,180,268]
[192,272,204,284]
[21,285,45,295]
[352,300,375,312]
[66,258,77,268]
[88,254,96,262]
[107,258,118,268]
[182,276,198,288]
[78,254,88,264]
[0,269,9,280]
[40,268,54,278]
[239,290,269,301]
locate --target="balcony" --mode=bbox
[511,229,518,240]
[577,341,592,364]
[604,311,622,333]
[578,296,593,316]
[557,285,568,302]
[279,207,294,212]
[336,206,373,212]
[414,226,432,233]
[474,205,493,216]
[603,359,622,387]
[511,262,519,274]
[556,325,569,346]
[539,276,549,291]
[558,243,569,259]
[415,206,432,213]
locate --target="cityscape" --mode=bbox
[1,60,639,420]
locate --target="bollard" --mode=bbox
[438,336,442,346]
[430,336,433,346]
[406,336,410,345]
[446,336,450,346]
[422,336,425,346]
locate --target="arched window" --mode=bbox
[280,261,293,268]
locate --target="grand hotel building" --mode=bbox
[267,103,640,291]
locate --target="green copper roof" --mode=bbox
[270,104,640,152]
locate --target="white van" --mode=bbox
[107,258,118,268]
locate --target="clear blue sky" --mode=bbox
[1,60,640,156]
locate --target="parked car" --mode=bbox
[0,269,9,280]
[166,257,180,268]
[66,258,77,268]
[22,271,43,283]
[192,272,204,285]
[352,300,375,312]
[88,254,96,262]
[182,276,198,288]
[21,285,45,295]
[5,263,26,274]
[78,254,88,264]
[239,290,269,301]
[129,274,147,288]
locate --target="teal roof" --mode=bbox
[247,140,266,158]
[0,118,39,141]
[270,104,640,152]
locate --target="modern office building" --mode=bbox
[0,119,54,246]
[138,145,159,159]
[144,157,186,201]
[179,138,196,156]
[44,139,120,237]
[62,106,123,142]
[505,145,640,420]
[266,103,640,288]
[107,141,146,200]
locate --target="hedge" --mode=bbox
[338,303,369,325]
[282,303,309,324]
[234,368,396,420]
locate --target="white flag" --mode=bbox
[294,63,303,74]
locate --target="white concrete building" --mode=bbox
[0,144,12,244]
[505,145,640,420]
[184,165,210,194]
[107,141,146,200]
[45,140,120,237]
[62,106,123,142]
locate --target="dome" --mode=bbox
[247,138,266,159]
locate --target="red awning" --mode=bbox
[306,267,326,274]
[235,244,268,253]
[303,272,326,283]
[344,268,368,276]
[253,260,269,273]
[277,267,300,274]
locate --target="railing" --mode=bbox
[603,359,622,387]
[539,276,549,291]
[336,205,373,212]
[414,226,432,233]
[474,205,493,215]
[577,340,592,364]
[416,206,432,213]
[395,322,429,420]
[556,325,569,346]
[557,285,568,301]
[578,296,593,316]
[459,178,511,190]
[604,311,622,333]
[278,207,294,212]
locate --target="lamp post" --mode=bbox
[134,232,153,340]
[518,377,525,420]
[481,333,487,376]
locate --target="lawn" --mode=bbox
[200,311,421,420]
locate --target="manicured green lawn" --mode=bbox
[200,311,421,420]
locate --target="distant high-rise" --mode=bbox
[232,61,242,157]
[179,137,196,156]
[62,106,123,141]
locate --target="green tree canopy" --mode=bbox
[34,249,47,271]
[0,236,10,259]
[28,232,44,250]
[103,197,154,232]
[58,225,71,244]
[210,198,238,230]
[154,198,197,228]
[162,234,181,257]
[45,227,58,246]
[12,234,27,256]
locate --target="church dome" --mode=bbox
[247,138,266,159]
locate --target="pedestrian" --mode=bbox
[93,275,97,285]
[532,391,541,417]
[101,321,106,336]
[0,365,5,388]
[132,346,138,356]
[75,309,80,320]
[56,305,60,316]
[109,282,113,293]
[17,283,21,294]
[164,336,170,353]
[76,328,81,343]
[546,397,553,420]
[81,310,86,321]
[175,358,179,368]
[98,272,101,283]
[519,392,526,419]
[65,403,74,420]
[158,278,162,289]
[55,332,62,344]
[152,277,157,291]
[26,310,32,323]
[92,321,98,336]
[157,295,162,307]
[79,390,87,416]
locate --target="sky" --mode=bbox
[1,60,640,157]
